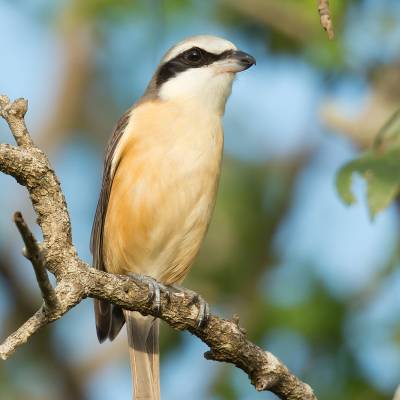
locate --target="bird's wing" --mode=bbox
[91,107,132,342]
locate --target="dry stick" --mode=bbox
[0,309,48,360]
[318,0,334,40]
[13,211,59,310]
[0,95,318,400]
[0,96,33,147]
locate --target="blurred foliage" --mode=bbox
[217,0,360,69]
[337,108,400,218]
[69,0,190,22]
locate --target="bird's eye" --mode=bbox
[184,48,203,65]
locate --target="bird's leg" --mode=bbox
[134,275,167,316]
[133,275,210,326]
[147,278,161,315]
[166,284,210,328]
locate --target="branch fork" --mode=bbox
[0,95,317,400]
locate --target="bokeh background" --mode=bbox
[1,0,400,399]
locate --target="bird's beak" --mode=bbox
[216,50,256,73]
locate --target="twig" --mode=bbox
[0,278,83,360]
[317,0,334,40]
[0,308,48,360]
[0,94,317,400]
[0,95,33,147]
[13,211,59,310]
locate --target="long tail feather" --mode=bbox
[123,310,160,400]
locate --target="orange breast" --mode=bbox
[103,100,223,284]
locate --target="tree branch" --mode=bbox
[13,211,59,310]
[0,95,317,400]
[317,0,334,40]
[0,96,33,147]
[0,308,48,360]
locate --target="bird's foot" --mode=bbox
[167,284,210,329]
[136,275,167,316]
[134,276,210,327]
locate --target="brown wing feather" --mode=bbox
[91,107,132,342]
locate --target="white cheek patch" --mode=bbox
[159,66,234,114]
[159,68,214,98]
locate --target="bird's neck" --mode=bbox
[157,75,234,117]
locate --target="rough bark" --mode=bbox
[0,95,317,400]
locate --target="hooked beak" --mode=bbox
[216,50,256,73]
[231,50,256,71]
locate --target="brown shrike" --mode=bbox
[91,35,255,400]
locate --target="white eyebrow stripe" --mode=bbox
[163,35,237,63]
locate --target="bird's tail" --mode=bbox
[123,310,160,400]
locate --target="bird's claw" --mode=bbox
[170,285,210,328]
[135,276,210,327]
[147,279,161,315]
[137,276,165,316]
[189,293,210,328]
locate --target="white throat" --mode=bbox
[158,68,235,115]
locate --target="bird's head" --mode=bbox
[146,35,256,114]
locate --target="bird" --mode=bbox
[91,34,255,400]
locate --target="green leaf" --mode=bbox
[336,147,400,218]
[373,108,400,150]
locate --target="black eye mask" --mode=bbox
[156,47,234,87]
